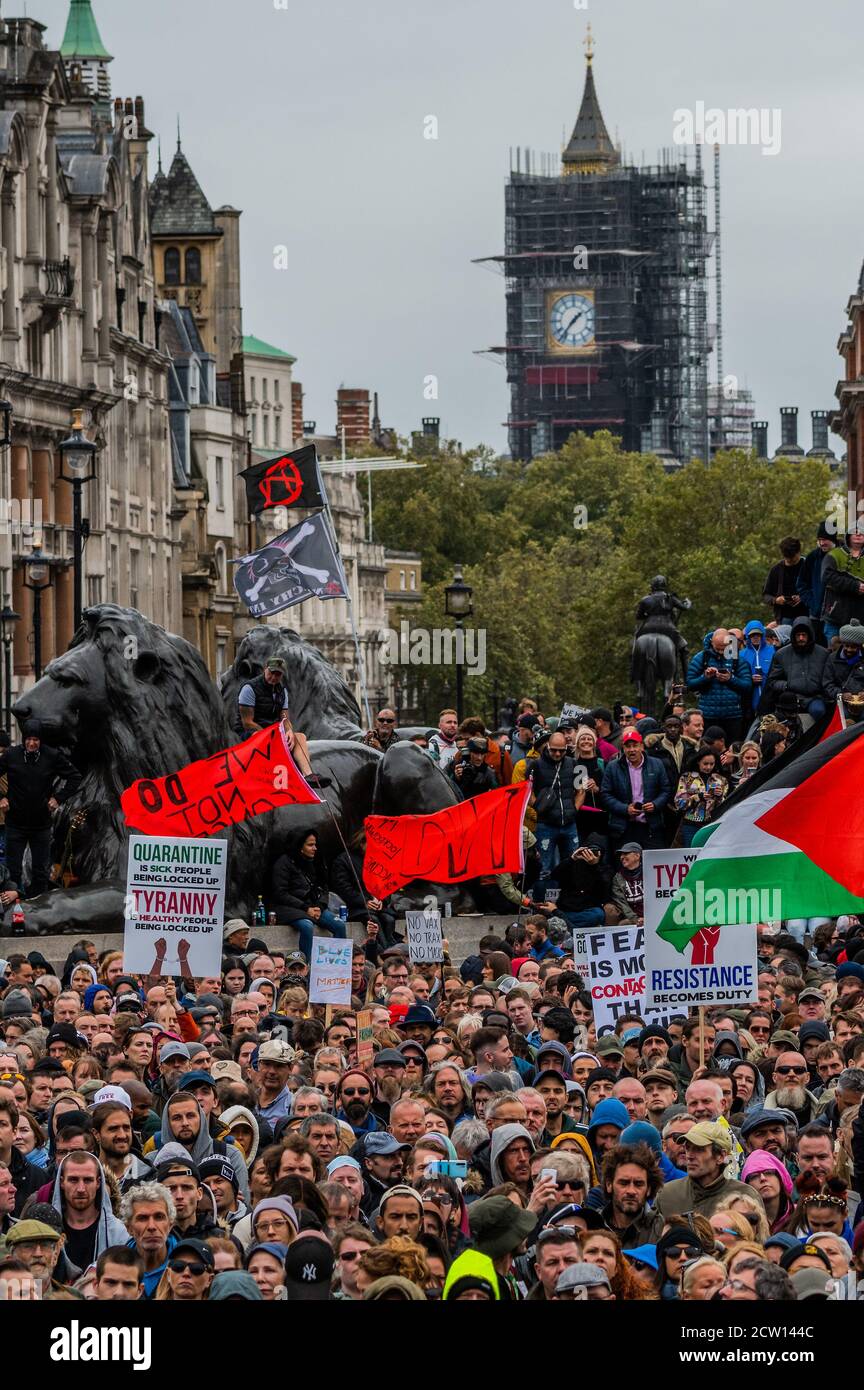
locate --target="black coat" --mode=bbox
[271,850,330,924]
[550,852,611,914]
[0,745,82,830]
[447,758,498,800]
[331,849,372,919]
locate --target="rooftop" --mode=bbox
[242,334,296,363]
[150,144,219,237]
[60,0,112,61]
[562,27,620,175]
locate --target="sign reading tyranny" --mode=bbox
[123,835,227,977]
[121,723,319,838]
[642,850,758,1011]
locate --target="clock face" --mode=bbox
[548,291,596,350]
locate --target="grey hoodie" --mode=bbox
[221,1105,261,1165]
[158,1097,250,1201]
[489,1122,535,1186]
[50,1153,129,1264]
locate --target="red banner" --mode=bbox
[121,723,320,838]
[363,783,530,899]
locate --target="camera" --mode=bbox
[466,737,488,755]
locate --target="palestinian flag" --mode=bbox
[819,698,847,743]
[240,444,325,515]
[658,720,864,953]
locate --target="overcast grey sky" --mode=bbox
[32,0,862,457]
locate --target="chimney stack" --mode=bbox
[780,407,799,448]
[811,410,829,452]
[336,388,370,449]
[751,421,768,458]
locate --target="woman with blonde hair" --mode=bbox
[732,740,762,788]
[724,1192,771,1245]
[97,950,124,987]
[723,1240,766,1275]
[709,1208,753,1251]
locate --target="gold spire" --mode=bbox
[584,23,594,65]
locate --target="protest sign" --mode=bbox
[642,850,758,1010]
[363,783,530,899]
[121,723,319,839]
[559,703,582,722]
[356,1010,375,1071]
[406,910,444,963]
[572,926,679,1036]
[123,835,227,977]
[309,938,353,1006]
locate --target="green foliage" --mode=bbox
[375,433,834,718]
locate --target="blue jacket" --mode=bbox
[686,632,752,718]
[739,620,775,712]
[797,544,832,620]
[600,753,671,837]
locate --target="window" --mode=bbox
[215,544,227,594]
[130,550,140,609]
[250,415,257,444]
[274,415,281,446]
[185,247,201,285]
[109,545,119,602]
[216,640,227,677]
[215,456,225,510]
[274,379,280,403]
[263,415,270,448]
[164,248,180,285]
[399,569,406,590]
[250,377,256,402]
[409,569,416,591]
[262,379,268,401]
[87,576,102,606]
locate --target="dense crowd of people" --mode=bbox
[1,529,863,1305]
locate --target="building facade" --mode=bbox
[0,5,178,698]
[832,264,864,493]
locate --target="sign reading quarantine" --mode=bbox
[123,835,227,977]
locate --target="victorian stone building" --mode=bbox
[0,3,177,694]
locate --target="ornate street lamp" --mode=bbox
[444,565,474,724]
[59,408,98,631]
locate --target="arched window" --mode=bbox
[185,247,201,285]
[164,247,180,285]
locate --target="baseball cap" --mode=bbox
[265,657,287,674]
[791,1268,834,1300]
[596,1035,624,1058]
[91,1085,133,1111]
[211,1059,243,1083]
[171,1238,215,1269]
[400,1004,437,1028]
[176,1070,218,1094]
[797,988,826,1003]
[284,951,307,968]
[769,1030,800,1049]
[682,1120,732,1153]
[283,1235,335,1301]
[621,729,643,744]
[362,1132,409,1156]
[160,1042,191,1062]
[555,1262,611,1294]
[257,1039,296,1064]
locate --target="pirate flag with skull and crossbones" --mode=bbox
[233,513,348,617]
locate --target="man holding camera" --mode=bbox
[447,738,498,800]
[528,731,586,897]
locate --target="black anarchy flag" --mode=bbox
[240,444,325,515]
[232,512,348,618]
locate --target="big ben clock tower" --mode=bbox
[488,26,710,464]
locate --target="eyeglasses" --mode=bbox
[341,1087,371,1098]
[557,1180,586,1193]
[339,1249,364,1262]
[774,1065,808,1076]
[377,718,395,724]
[538,1225,577,1242]
[170,1260,208,1277]
[724,1278,754,1293]
[668,1133,691,1143]
[423,1192,453,1207]
[665,1245,700,1260]
[0,1072,25,1084]
[256,1219,290,1236]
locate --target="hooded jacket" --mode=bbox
[740,1150,794,1232]
[764,617,827,704]
[489,1123,535,1187]
[655,1171,763,1221]
[586,1098,630,1163]
[220,1105,261,1165]
[147,1097,250,1200]
[739,620,775,711]
[270,834,330,923]
[50,1153,129,1263]
[442,1248,500,1300]
[686,633,752,718]
[823,645,864,701]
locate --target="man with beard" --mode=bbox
[600,1142,665,1247]
[336,1069,381,1137]
[370,1049,407,1123]
[300,1114,342,1165]
[740,1110,793,1162]
[92,1101,153,1192]
[637,1026,673,1071]
[2,1219,75,1296]
[795,1126,837,1186]
[655,1122,762,1220]
[425,1063,473,1127]
[358,1132,409,1218]
[765,1051,820,1126]
[489,1123,537,1204]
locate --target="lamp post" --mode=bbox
[21,550,56,680]
[0,601,19,732]
[58,408,98,632]
[0,398,12,448]
[444,564,473,724]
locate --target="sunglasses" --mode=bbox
[339,1249,363,1262]
[377,718,395,724]
[538,1225,578,1242]
[557,1180,586,1192]
[342,1087,371,1098]
[170,1260,208,1277]
[774,1065,808,1076]
[423,1192,453,1207]
[0,1073,25,1084]
[666,1245,700,1260]
[668,1133,692,1143]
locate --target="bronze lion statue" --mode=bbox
[9,606,456,935]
